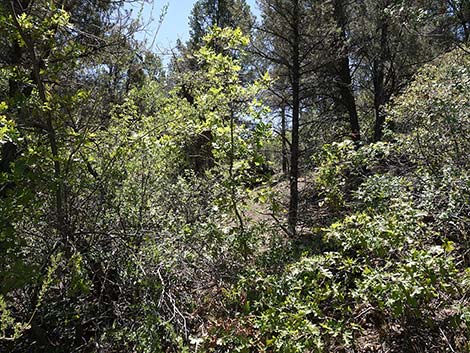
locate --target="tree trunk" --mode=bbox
[281,105,289,176]
[288,0,300,235]
[333,0,360,141]
[1,0,31,194]
[373,19,388,142]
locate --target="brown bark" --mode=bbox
[288,0,300,235]
[333,0,361,142]
[373,18,389,142]
[280,105,289,176]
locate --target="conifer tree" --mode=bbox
[188,0,254,50]
[254,0,335,234]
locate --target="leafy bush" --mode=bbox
[388,47,470,170]
[314,139,399,210]
[213,188,467,351]
[213,60,470,348]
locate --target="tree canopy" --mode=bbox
[1,0,469,352]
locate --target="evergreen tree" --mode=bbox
[254,0,335,234]
[347,0,448,141]
[188,0,254,50]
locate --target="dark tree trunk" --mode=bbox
[288,0,300,235]
[189,130,215,175]
[1,1,30,198]
[281,105,289,176]
[180,85,215,175]
[333,0,361,141]
[373,19,388,142]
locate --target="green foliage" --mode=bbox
[79,27,272,351]
[0,252,61,342]
[0,104,18,143]
[214,51,470,349]
[1,1,470,352]
[225,253,358,353]
[325,200,426,258]
[214,180,468,352]
[355,247,457,317]
[188,0,254,50]
[314,139,397,210]
[388,47,470,170]
[0,296,30,342]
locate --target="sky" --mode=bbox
[127,0,259,62]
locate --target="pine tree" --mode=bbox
[254,0,335,234]
[188,0,254,50]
